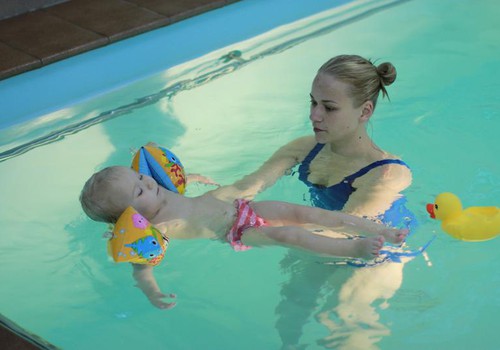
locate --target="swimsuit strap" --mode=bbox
[303,143,325,164]
[344,159,409,183]
[298,143,325,184]
[299,144,409,185]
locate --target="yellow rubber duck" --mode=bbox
[426,192,500,241]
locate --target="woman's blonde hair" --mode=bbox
[318,54,396,108]
[79,166,126,224]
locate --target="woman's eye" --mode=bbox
[325,105,336,112]
[310,99,317,106]
[139,175,143,180]
[138,189,143,196]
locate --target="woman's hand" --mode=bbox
[186,173,220,187]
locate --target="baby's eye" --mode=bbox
[139,175,143,180]
[138,188,143,196]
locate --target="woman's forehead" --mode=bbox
[312,73,351,99]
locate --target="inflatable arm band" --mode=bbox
[131,145,186,194]
[108,206,169,266]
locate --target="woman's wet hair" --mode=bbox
[318,54,396,108]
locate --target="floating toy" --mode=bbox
[108,206,169,266]
[426,192,500,241]
[131,145,186,194]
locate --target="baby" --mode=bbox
[80,165,407,309]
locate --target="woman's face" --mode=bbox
[309,72,366,143]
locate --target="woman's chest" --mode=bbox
[307,153,380,188]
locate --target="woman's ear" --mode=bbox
[359,101,374,122]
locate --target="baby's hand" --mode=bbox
[148,292,177,310]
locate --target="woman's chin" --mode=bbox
[314,131,329,143]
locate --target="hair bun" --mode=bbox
[377,62,397,86]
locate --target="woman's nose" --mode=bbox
[310,106,322,122]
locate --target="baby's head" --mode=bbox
[80,166,131,224]
[82,167,170,266]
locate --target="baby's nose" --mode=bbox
[146,177,155,189]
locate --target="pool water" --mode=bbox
[1,0,499,349]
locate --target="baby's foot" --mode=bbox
[380,228,408,245]
[357,235,385,259]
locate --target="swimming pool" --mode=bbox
[1,0,499,349]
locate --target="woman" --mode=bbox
[219,54,413,226]
[219,54,417,348]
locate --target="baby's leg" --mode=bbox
[243,226,385,260]
[251,201,407,244]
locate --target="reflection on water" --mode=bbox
[276,253,413,350]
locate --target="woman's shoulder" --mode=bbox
[276,136,317,159]
[372,154,413,191]
[286,135,317,148]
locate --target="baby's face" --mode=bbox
[111,167,165,220]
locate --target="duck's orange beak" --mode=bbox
[426,203,435,219]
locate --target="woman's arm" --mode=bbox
[211,136,316,201]
[342,163,413,218]
[132,264,176,309]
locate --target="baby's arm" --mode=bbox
[132,264,176,309]
[143,142,219,187]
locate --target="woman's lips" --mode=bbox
[313,127,324,132]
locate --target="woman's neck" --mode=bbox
[327,130,383,160]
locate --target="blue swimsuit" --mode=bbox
[298,143,416,229]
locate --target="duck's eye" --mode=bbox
[435,204,439,210]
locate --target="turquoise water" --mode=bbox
[1,0,499,349]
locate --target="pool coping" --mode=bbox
[0,0,351,132]
[0,0,240,81]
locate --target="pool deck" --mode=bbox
[0,0,239,81]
